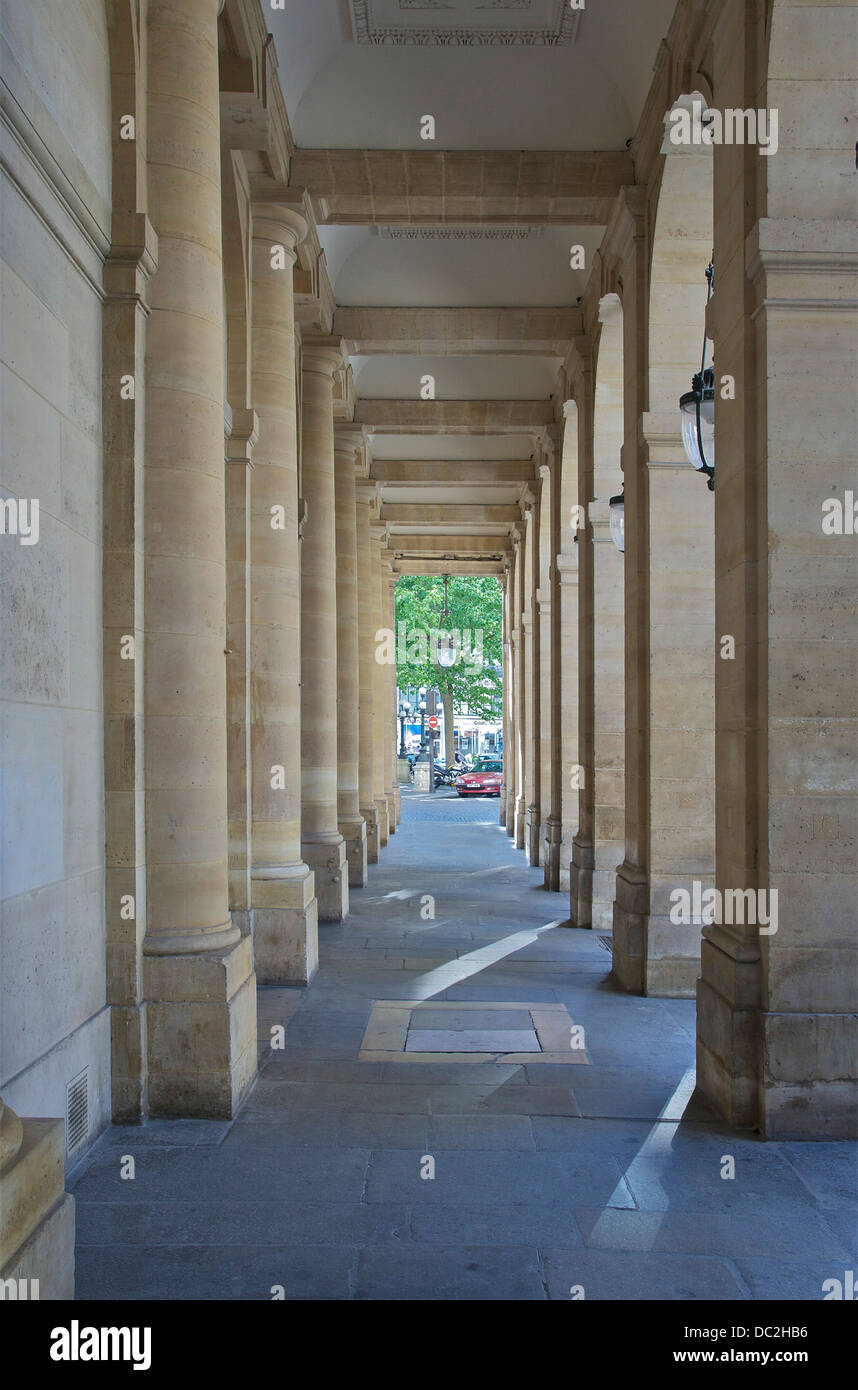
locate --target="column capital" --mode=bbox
[334,424,366,458]
[251,201,308,255]
[225,407,259,465]
[356,478,379,506]
[302,334,346,377]
[588,499,614,542]
[556,551,579,584]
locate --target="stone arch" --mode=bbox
[648,92,713,416]
[614,93,717,996]
[556,400,580,890]
[586,293,625,931]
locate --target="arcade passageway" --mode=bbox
[68,792,855,1301]
[1,0,855,1303]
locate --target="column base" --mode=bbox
[696,927,761,1130]
[339,816,368,888]
[542,817,562,892]
[251,864,319,984]
[525,805,541,866]
[558,831,575,894]
[757,1011,858,1139]
[499,785,508,827]
[592,845,623,931]
[375,797,390,849]
[302,834,349,922]
[386,787,398,834]
[514,796,526,851]
[697,928,858,1138]
[362,803,380,864]
[612,859,648,992]
[397,756,412,785]
[569,833,593,927]
[143,933,257,1118]
[0,1117,75,1299]
[505,789,515,836]
[111,1002,147,1123]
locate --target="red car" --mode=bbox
[456,758,504,796]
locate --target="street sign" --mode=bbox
[427,716,438,728]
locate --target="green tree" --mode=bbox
[394,575,502,767]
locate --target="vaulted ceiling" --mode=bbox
[269,0,678,573]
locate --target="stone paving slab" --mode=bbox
[427,1114,535,1150]
[76,1200,408,1247]
[733,1257,855,1301]
[410,1007,536,1030]
[364,1149,636,1209]
[574,1207,852,1261]
[406,1028,542,1052]
[409,1203,580,1246]
[540,1249,746,1301]
[76,1245,356,1300]
[354,1245,545,1301]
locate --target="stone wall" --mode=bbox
[0,0,112,1153]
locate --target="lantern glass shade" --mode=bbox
[436,631,458,668]
[608,493,625,553]
[679,366,715,480]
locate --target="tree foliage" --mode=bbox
[393,575,503,725]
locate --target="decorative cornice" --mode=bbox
[376,225,544,241]
[349,0,581,47]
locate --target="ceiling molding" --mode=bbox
[349,0,581,48]
[289,149,633,226]
[335,305,581,355]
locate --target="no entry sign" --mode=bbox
[428,716,438,728]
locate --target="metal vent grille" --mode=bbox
[597,934,613,953]
[66,1069,88,1156]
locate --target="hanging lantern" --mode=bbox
[608,488,625,553]
[679,261,716,491]
[436,575,457,667]
[679,365,715,489]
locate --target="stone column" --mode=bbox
[355,482,380,862]
[0,1097,74,1298]
[383,555,399,833]
[699,210,858,1135]
[522,498,541,862]
[500,562,512,826]
[613,437,715,996]
[590,500,625,930]
[556,554,579,893]
[334,429,368,887]
[248,205,319,977]
[300,336,349,921]
[537,590,553,875]
[225,410,256,943]
[569,371,596,925]
[555,400,581,896]
[102,209,157,1123]
[385,563,402,827]
[541,433,565,893]
[510,533,525,843]
[142,0,256,1116]
[370,524,391,846]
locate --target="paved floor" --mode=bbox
[71,788,857,1300]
